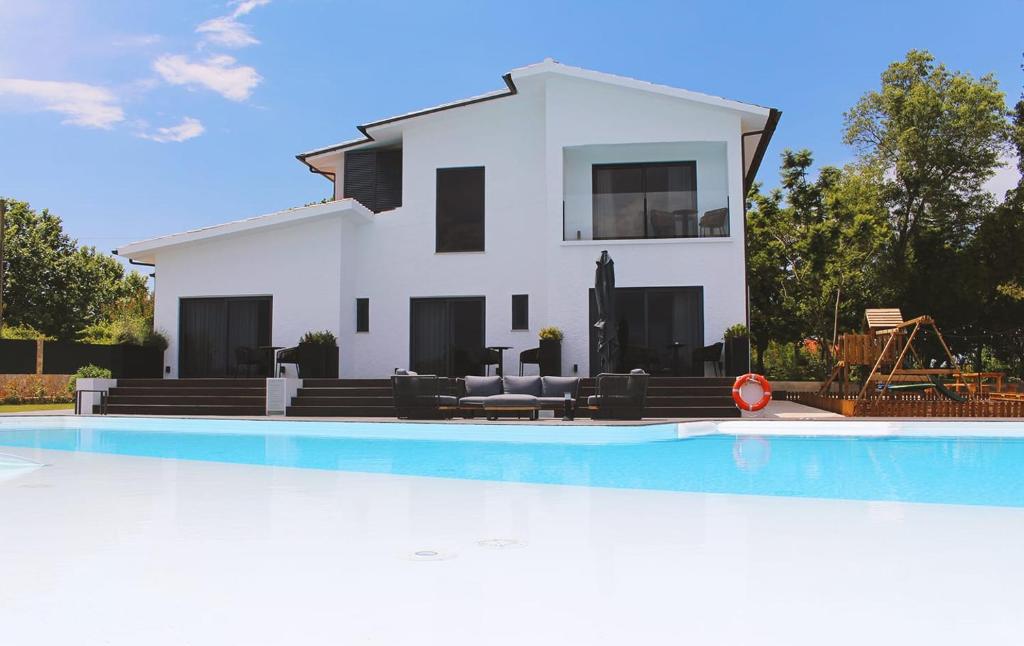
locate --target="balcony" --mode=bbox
[562,142,731,242]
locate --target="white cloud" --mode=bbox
[112,34,162,48]
[196,0,271,48]
[0,78,124,128]
[138,116,205,143]
[153,54,261,101]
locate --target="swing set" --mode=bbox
[818,309,965,402]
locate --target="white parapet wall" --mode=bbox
[75,378,117,415]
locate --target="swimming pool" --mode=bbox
[2,416,1023,507]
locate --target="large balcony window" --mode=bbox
[593,162,696,239]
[564,142,730,241]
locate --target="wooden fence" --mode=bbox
[790,392,1024,418]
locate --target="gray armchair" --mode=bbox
[587,369,649,420]
[391,373,458,419]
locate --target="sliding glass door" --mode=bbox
[592,162,697,239]
[179,296,272,377]
[410,297,485,377]
[588,287,703,376]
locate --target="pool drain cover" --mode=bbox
[406,549,456,562]
[477,538,527,550]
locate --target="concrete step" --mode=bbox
[290,396,393,407]
[116,378,266,388]
[296,387,391,396]
[102,404,265,416]
[109,387,266,397]
[286,406,396,417]
[106,395,265,406]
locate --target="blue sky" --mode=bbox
[1,0,1021,263]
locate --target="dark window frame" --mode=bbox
[591,161,697,240]
[436,166,485,253]
[511,294,529,330]
[356,298,369,333]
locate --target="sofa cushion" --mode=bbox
[464,376,502,397]
[437,395,458,406]
[541,376,579,398]
[502,376,542,396]
[482,394,539,409]
[458,396,488,407]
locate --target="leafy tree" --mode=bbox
[0,197,145,339]
[747,150,889,376]
[968,57,1024,375]
[843,50,1009,328]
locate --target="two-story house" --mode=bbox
[117,59,780,379]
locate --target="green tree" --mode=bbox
[0,197,143,339]
[843,50,1009,328]
[747,151,890,376]
[968,56,1024,376]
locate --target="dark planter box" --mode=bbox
[297,343,339,378]
[724,336,750,377]
[538,339,562,376]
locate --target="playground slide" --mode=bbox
[928,375,968,403]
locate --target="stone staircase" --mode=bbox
[287,376,740,418]
[100,378,266,416]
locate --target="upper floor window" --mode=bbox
[344,148,402,213]
[592,161,707,239]
[436,166,485,252]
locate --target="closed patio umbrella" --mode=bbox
[594,250,620,373]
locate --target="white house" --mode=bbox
[117,59,780,379]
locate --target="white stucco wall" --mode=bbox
[148,71,754,379]
[152,217,343,377]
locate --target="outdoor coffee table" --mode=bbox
[481,394,541,420]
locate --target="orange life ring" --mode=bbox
[732,373,772,412]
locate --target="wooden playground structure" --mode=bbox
[799,309,1023,417]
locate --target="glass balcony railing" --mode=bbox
[562,188,731,241]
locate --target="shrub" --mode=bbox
[756,340,828,381]
[143,328,170,351]
[724,323,749,340]
[300,330,338,346]
[66,364,113,395]
[538,326,564,341]
[0,324,49,340]
[0,375,72,404]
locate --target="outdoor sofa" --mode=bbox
[391,372,581,420]
[458,375,581,420]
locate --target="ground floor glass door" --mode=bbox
[179,297,272,377]
[410,297,485,377]
[588,287,703,376]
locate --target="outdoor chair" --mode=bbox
[519,347,540,375]
[587,369,649,420]
[481,347,501,376]
[234,346,264,377]
[699,208,728,237]
[391,373,458,419]
[649,209,676,238]
[693,342,724,376]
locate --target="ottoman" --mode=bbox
[480,394,541,420]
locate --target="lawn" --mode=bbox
[0,403,74,413]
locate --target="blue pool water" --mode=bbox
[1,420,1023,507]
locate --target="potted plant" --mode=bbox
[723,323,750,377]
[297,330,339,378]
[538,326,563,376]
